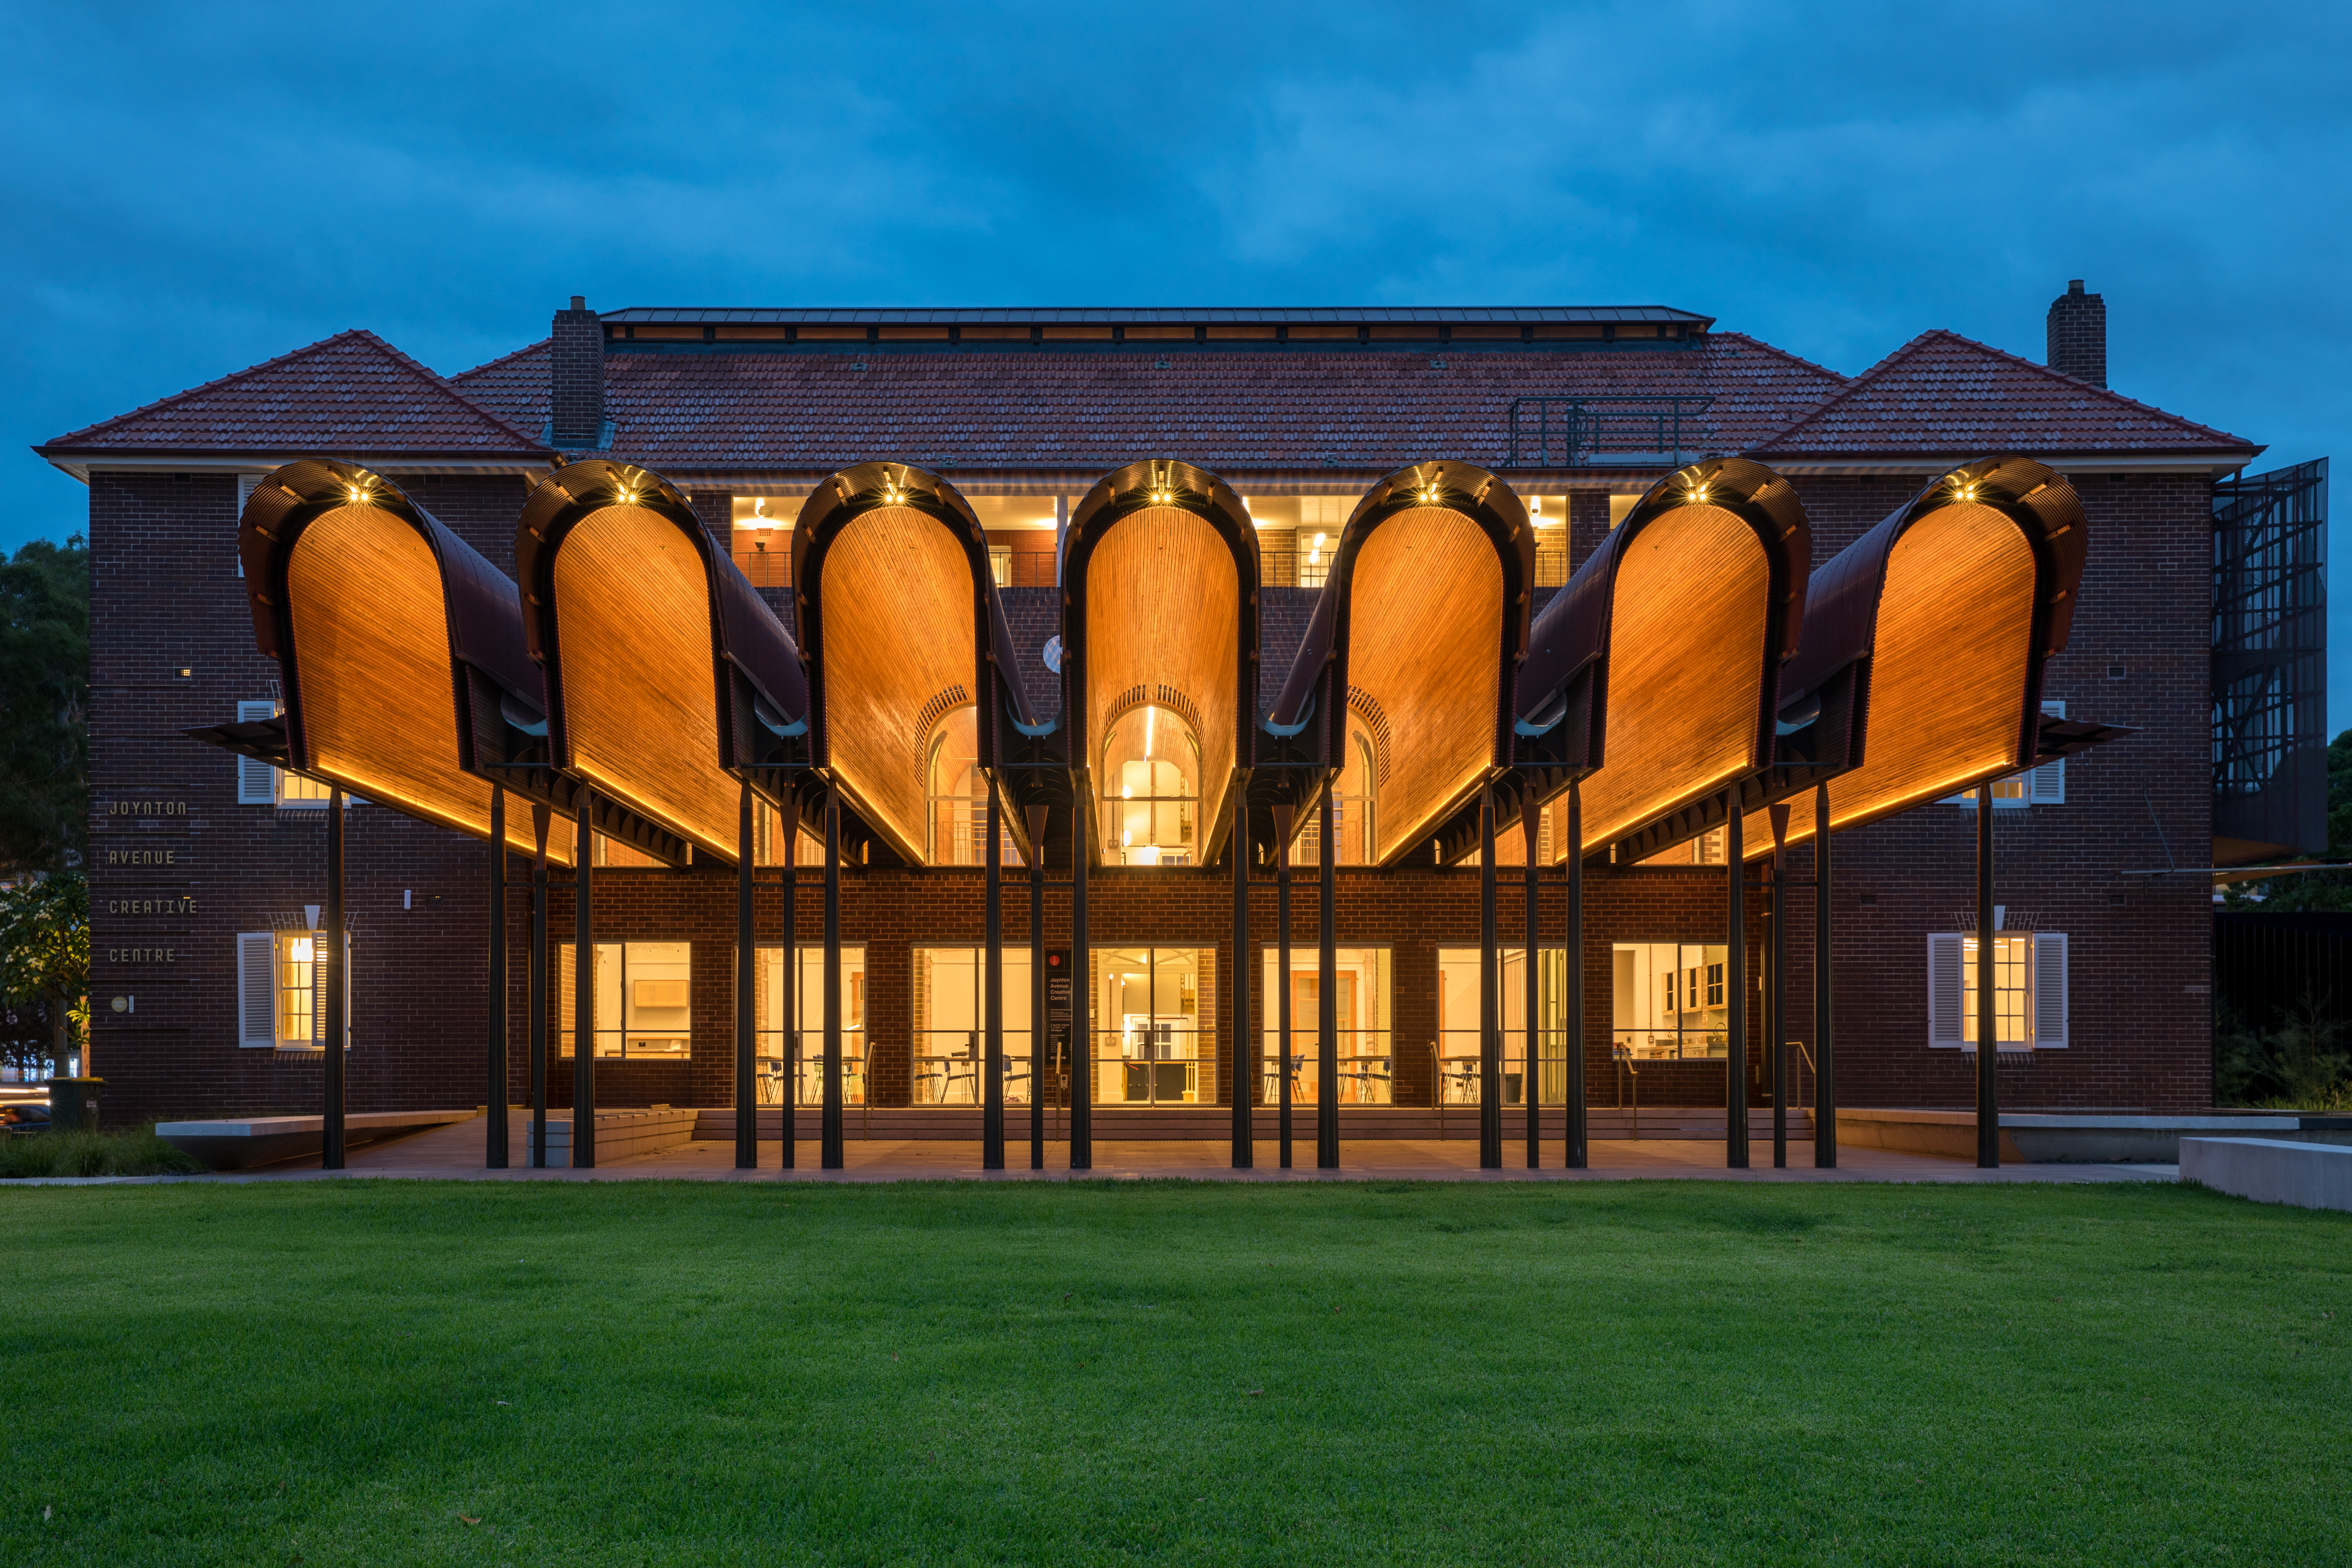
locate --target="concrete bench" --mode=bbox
[157,1109,479,1169]
[521,1106,699,1168]
[2182,1137,2352,1213]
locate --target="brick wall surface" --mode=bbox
[83,467,2216,1124]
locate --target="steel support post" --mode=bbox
[323,787,346,1170]
[574,787,595,1169]
[781,791,798,1170]
[735,782,757,1170]
[1230,803,1251,1168]
[1524,793,1541,1170]
[1566,780,1586,1168]
[1275,802,1293,1170]
[1478,782,1500,1170]
[487,786,508,1169]
[1026,805,1046,1172]
[1976,787,1999,1168]
[1814,784,1835,1168]
[984,778,1005,1171]
[1318,780,1339,1170]
[1725,805,1748,1169]
[1070,792,1091,1171]
[823,781,844,1171]
[530,805,549,1168]
[1770,812,1788,1170]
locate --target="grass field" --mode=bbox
[4,1178,2349,1565]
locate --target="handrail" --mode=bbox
[1507,395,1713,468]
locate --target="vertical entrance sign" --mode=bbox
[324,786,346,1170]
[1977,788,1999,1168]
[1726,806,1747,1170]
[574,786,596,1169]
[487,786,508,1169]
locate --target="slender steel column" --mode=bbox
[984,775,1005,1171]
[780,791,798,1170]
[1026,804,1046,1172]
[1770,805,1789,1170]
[1814,783,1835,1168]
[1725,805,1748,1169]
[823,781,844,1171]
[1318,779,1339,1170]
[1976,787,2000,1168]
[735,782,757,1170]
[1230,802,1252,1168]
[529,804,549,1168]
[1566,781,1586,1168]
[1275,802,1293,1170]
[323,786,346,1170]
[1478,781,1500,1170]
[487,786,508,1169]
[1524,794,1541,1170]
[574,787,595,1169]
[1070,790,1091,1171]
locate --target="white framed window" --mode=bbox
[557,941,693,1059]
[235,700,357,808]
[1947,701,2067,808]
[1926,931,2067,1050]
[236,929,350,1050]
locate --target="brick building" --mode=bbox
[39,289,2323,1160]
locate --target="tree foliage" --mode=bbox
[2222,726,2352,911]
[0,535,89,876]
[0,869,87,1068]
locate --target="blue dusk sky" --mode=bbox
[5,2,2347,721]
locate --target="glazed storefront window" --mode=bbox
[1259,946,1392,1104]
[1436,947,1569,1103]
[1099,704,1197,866]
[1089,946,1213,1104]
[750,945,867,1104]
[1611,942,1730,1060]
[558,941,691,1058]
[911,945,1035,1105]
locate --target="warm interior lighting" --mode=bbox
[1144,704,1155,759]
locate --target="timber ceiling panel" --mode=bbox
[1084,505,1240,846]
[1745,501,2036,851]
[1345,506,1503,863]
[1574,503,1771,855]
[285,503,569,863]
[552,504,738,861]
[817,504,977,863]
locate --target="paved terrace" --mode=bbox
[101,1111,2179,1185]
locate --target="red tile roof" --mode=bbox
[1752,329,2256,458]
[41,330,546,457]
[454,335,1845,473]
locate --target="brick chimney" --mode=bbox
[2045,279,2106,388]
[549,295,605,448]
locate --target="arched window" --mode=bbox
[1098,703,1199,866]
[1297,718,1379,865]
[926,705,986,865]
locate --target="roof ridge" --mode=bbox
[448,336,551,384]
[41,328,548,454]
[1708,331,1851,387]
[1756,327,2255,453]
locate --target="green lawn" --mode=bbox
[4,1179,2348,1565]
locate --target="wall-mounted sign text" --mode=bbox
[106,948,176,964]
[108,800,189,816]
[107,897,196,916]
[105,848,178,866]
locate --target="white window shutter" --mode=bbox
[237,933,276,1046]
[1927,934,1965,1048]
[2028,700,2066,804]
[2033,933,2068,1048]
[236,700,277,804]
